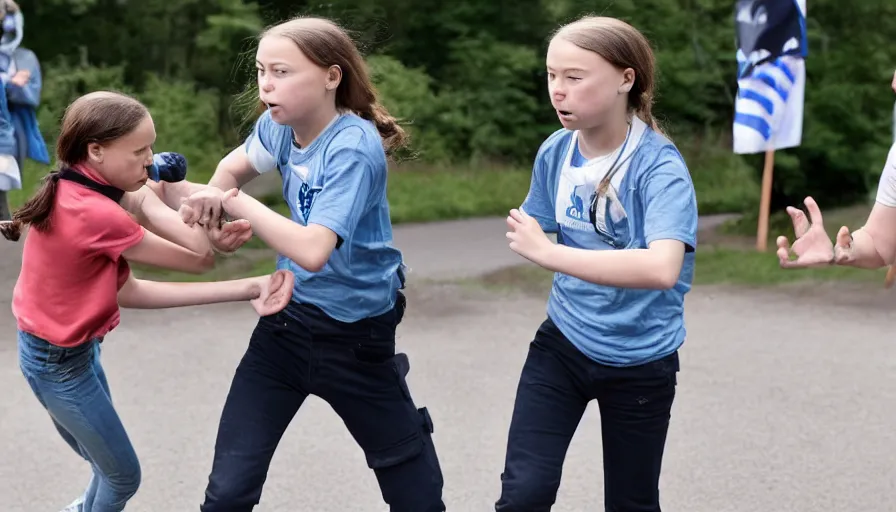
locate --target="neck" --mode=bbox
[577,112,631,160]
[290,104,339,148]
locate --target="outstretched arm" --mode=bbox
[118,269,294,316]
[221,189,337,272]
[148,144,263,211]
[121,186,213,257]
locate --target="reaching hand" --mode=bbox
[506,208,554,266]
[249,270,294,316]
[208,219,253,254]
[180,188,225,228]
[776,196,841,268]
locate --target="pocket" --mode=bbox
[352,338,396,365]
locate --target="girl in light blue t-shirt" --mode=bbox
[496,15,698,512]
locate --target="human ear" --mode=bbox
[619,68,635,94]
[87,142,104,164]
[326,65,342,91]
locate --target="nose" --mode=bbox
[259,75,274,92]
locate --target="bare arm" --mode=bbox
[836,203,896,269]
[145,145,262,210]
[118,273,260,309]
[122,228,214,274]
[539,239,686,289]
[224,190,337,272]
[121,186,213,256]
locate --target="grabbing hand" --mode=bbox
[249,269,294,316]
[776,196,842,268]
[506,208,554,266]
[10,70,30,87]
[208,219,253,254]
[180,188,225,228]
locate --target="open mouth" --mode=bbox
[558,110,572,116]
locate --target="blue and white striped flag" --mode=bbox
[733,0,808,154]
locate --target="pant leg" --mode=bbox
[17,333,141,512]
[495,319,591,512]
[596,351,679,512]
[201,313,310,512]
[310,293,445,512]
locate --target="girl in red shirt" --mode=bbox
[2,90,294,512]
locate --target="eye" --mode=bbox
[568,76,582,81]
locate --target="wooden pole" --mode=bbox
[756,147,776,251]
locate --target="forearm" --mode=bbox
[147,180,212,211]
[540,244,678,289]
[118,276,260,309]
[839,228,887,269]
[131,187,214,257]
[235,195,332,272]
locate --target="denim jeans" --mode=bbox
[495,317,680,512]
[18,331,141,512]
[200,292,445,511]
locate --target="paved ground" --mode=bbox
[3,217,896,511]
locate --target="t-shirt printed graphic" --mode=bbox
[554,119,647,250]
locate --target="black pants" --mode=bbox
[201,292,445,511]
[0,190,10,220]
[495,318,679,512]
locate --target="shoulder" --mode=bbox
[323,114,384,169]
[58,183,138,236]
[12,47,38,68]
[632,128,692,184]
[535,128,574,168]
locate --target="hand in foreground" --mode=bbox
[180,188,225,228]
[776,196,849,268]
[506,208,554,266]
[208,219,253,254]
[249,270,294,316]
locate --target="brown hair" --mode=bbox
[0,91,149,242]
[553,16,664,136]
[256,16,408,156]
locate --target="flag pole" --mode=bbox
[756,146,775,251]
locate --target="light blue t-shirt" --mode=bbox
[522,118,698,367]
[244,110,404,323]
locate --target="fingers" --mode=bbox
[223,188,240,201]
[786,206,809,238]
[179,204,198,226]
[776,236,792,264]
[803,196,824,227]
[508,209,525,223]
[835,225,852,247]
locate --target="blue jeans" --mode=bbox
[18,331,142,512]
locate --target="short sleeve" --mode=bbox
[521,138,561,233]
[306,128,376,242]
[78,199,145,260]
[876,142,896,207]
[244,110,281,174]
[639,148,698,252]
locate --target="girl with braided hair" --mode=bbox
[496,16,698,511]
[5,90,294,512]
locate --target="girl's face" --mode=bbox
[88,114,155,192]
[256,35,337,127]
[545,37,634,131]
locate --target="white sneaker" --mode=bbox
[59,496,84,512]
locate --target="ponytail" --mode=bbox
[359,102,408,158]
[635,90,668,140]
[1,170,61,242]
